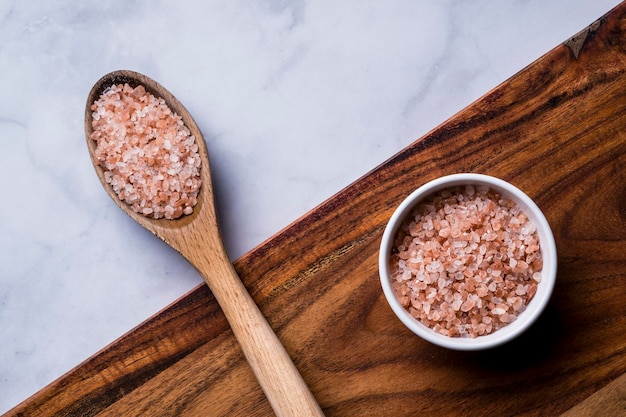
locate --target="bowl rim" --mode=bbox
[379,173,557,350]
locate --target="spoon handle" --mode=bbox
[192,243,325,417]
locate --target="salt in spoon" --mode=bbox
[85,70,324,417]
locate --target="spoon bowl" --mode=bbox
[85,70,324,417]
[85,70,209,234]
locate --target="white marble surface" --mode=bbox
[0,0,621,413]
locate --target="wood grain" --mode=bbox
[560,373,626,416]
[6,2,626,416]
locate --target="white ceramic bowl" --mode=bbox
[379,173,557,350]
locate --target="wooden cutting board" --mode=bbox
[7,3,626,416]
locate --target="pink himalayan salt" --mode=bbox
[90,83,201,220]
[390,185,542,338]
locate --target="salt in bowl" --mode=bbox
[379,173,557,350]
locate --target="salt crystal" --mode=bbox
[461,299,475,312]
[423,302,431,315]
[500,313,515,323]
[476,285,489,297]
[515,284,527,296]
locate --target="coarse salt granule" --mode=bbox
[90,83,202,220]
[390,185,543,338]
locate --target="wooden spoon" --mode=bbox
[84,70,324,417]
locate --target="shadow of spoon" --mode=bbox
[84,70,324,417]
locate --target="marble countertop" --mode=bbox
[0,0,621,413]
